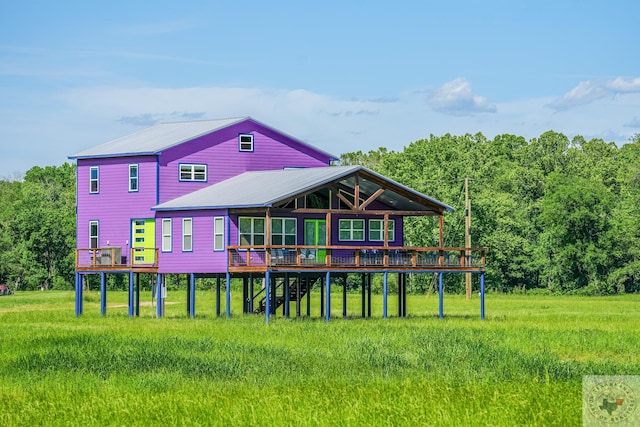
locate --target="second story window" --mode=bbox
[182,218,193,252]
[129,164,139,192]
[89,220,99,248]
[239,217,265,246]
[179,164,207,182]
[89,166,99,193]
[339,219,365,241]
[239,134,254,152]
[162,218,172,252]
[369,219,395,242]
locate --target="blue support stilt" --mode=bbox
[225,272,231,318]
[383,271,388,319]
[79,274,83,315]
[190,273,196,319]
[75,273,80,317]
[156,274,163,318]
[480,272,485,320]
[128,272,134,317]
[438,272,444,319]
[325,271,331,322]
[284,273,290,318]
[265,270,271,324]
[100,272,106,316]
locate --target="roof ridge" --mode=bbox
[156,116,249,125]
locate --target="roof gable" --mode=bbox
[153,166,453,213]
[69,117,337,161]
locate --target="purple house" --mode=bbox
[69,117,486,321]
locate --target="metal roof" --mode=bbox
[153,165,453,212]
[68,117,337,160]
[69,117,246,159]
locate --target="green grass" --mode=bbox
[1,290,639,426]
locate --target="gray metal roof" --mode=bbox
[69,117,247,159]
[153,165,453,212]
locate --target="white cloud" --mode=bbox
[426,78,497,116]
[2,82,640,174]
[548,77,640,111]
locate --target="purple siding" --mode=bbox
[157,210,228,274]
[158,121,331,203]
[76,156,157,252]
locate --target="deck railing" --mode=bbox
[228,245,486,271]
[75,247,159,270]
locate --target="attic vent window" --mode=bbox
[239,134,254,152]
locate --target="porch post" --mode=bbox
[189,273,195,319]
[320,277,324,318]
[265,270,271,324]
[156,274,163,318]
[135,273,140,317]
[249,274,254,313]
[383,271,388,319]
[367,273,372,318]
[128,272,134,317]
[361,273,366,318]
[284,273,290,318]
[325,271,331,322]
[397,273,402,317]
[438,272,444,319]
[480,272,485,320]
[100,272,106,316]
[75,273,81,317]
[215,275,221,317]
[342,274,347,319]
[225,272,231,318]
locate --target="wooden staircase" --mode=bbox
[254,277,317,315]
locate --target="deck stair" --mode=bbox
[254,277,317,314]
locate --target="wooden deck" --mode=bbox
[75,248,159,273]
[228,245,486,273]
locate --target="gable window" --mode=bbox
[271,218,296,245]
[89,166,99,193]
[213,217,225,251]
[182,218,193,252]
[179,164,207,182]
[339,219,364,241]
[239,217,265,246]
[89,221,99,249]
[369,219,395,242]
[129,164,139,192]
[162,218,172,252]
[239,134,254,152]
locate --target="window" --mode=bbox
[179,164,207,182]
[162,218,172,252]
[89,221,99,249]
[271,218,296,245]
[369,219,395,242]
[89,166,99,193]
[239,217,265,246]
[182,218,193,252]
[239,134,254,152]
[339,219,365,241]
[213,217,225,251]
[129,164,139,192]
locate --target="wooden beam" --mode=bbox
[336,191,355,210]
[359,188,385,210]
[289,208,440,216]
[354,175,360,209]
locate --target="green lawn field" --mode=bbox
[1,290,639,426]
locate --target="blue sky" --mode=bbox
[1,0,639,175]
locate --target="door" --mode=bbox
[131,219,156,264]
[303,219,326,263]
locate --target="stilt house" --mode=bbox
[69,117,486,320]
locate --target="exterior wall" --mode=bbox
[76,156,157,259]
[157,121,332,204]
[156,209,228,274]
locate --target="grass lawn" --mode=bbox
[1,289,639,426]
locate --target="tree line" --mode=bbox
[1,131,639,294]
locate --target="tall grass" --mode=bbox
[1,291,639,426]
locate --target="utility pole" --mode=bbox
[465,177,472,300]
